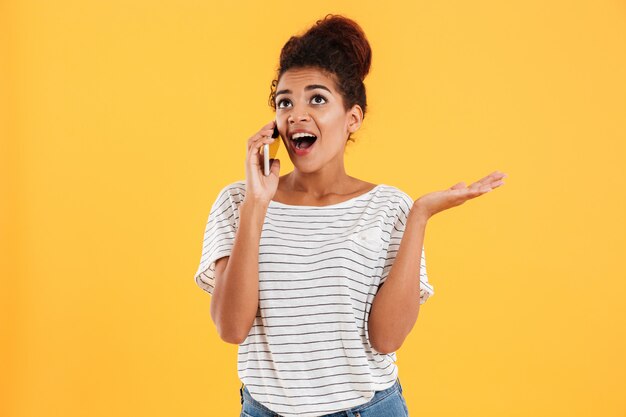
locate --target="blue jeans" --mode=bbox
[239,378,409,417]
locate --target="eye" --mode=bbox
[311,94,327,104]
[276,98,291,109]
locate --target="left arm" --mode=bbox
[368,203,429,354]
[368,170,509,354]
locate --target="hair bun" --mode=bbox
[309,14,372,81]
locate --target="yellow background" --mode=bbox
[2,1,625,416]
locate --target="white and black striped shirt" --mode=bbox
[195,180,434,417]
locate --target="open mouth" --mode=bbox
[290,133,317,150]
[289,133,318,155]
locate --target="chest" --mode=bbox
[255,207,393,303]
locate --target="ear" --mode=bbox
[346,104,363,134]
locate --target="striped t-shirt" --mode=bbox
[194,180,435,417]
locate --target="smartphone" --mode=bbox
[263,125,281,176]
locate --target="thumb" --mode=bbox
[450,181,466,190]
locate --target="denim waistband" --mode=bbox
[240,378,403,416]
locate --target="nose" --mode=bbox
[288,110,310,124]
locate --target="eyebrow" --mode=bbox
[275,84,332,98]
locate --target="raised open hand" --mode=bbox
[413,170,508,220]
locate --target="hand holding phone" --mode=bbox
[263,125,281,176]
[244,120,280,206]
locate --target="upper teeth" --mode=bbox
[291,132,316,140]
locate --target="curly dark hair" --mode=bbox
[268,14,372,144]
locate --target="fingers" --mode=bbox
[247,120,276,149]
[439,171,507,210]
[490,179,506,188]
[469,171,508,190]
[247,121,278,165]
[247,129,276,150]
[476,171,505,184]
[248,136,277,166]
[450,171,508,192]
[475,177,505,194]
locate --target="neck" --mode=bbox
[286,168,354,198]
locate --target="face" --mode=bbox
[274,67,363,172]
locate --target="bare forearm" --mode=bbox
[211,199,267,344]
[368,203,429,354]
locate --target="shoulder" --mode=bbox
[211,180,246,210]
[215,180,246,198]
[375,184,414,210]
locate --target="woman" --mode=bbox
[195,14,507,417]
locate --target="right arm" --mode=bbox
[210,199,269,344]
[209,119,281,344]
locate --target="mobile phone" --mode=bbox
[263,125,281,176]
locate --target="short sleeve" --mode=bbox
[194,182,243,295]
[380,191,435,305]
